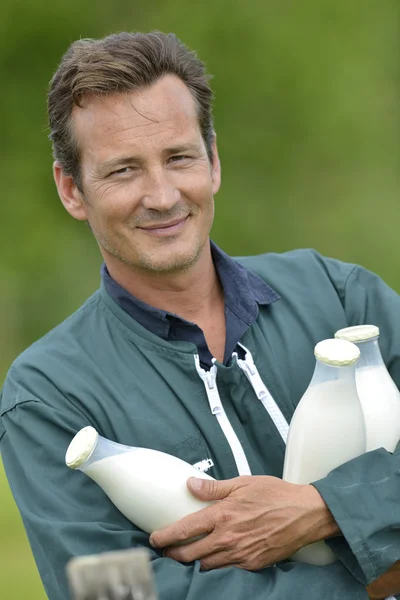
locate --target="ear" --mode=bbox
[53,161,88,221]
[210,134,221,195]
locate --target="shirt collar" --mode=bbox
[210,241,279,323]
[101,263,171,338]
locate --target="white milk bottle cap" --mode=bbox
[334,325,379,343]
[314,338,360,367]
[65,426,99,469]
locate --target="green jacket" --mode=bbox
[1,248,400,600]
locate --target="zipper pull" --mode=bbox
[236,344,289,443]
[237,357,266,400]
[206,374,222,415]
[194,356,221,414]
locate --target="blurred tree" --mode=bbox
[0,1,398,597]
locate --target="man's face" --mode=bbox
[60,75,220,275]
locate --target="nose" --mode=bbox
[140,167,180,212]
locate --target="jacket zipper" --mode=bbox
[194,355,252,476]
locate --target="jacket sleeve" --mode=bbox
[0,373,369,600]
[312,262,400,590]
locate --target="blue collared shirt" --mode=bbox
[101,242,280,368]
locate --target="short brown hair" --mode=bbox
[48,32,214,189]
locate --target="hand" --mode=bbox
[149,475,340,571]
[366,559,400,599]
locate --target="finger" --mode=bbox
[187,476,237,501]
[149,505,216,548]
[165,532,227,564]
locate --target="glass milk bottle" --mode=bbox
[65,426,214,534]
[335,325,400,452]
[283,338,366,566]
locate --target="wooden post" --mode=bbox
[66,548,158,600]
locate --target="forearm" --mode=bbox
[313,448,400,584]
[295,475,400,600]
[290,483,400,599]
[298,484,341,543]
[276,486,398,600]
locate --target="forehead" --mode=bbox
[71,75,201,161]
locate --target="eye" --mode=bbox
[169,155,190,163]
[110,167,131,175]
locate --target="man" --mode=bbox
[0,31,399,600]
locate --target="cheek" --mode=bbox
[87,186,138,224]
[173,165,213,198]
[184,178,214,209]
[209,198,215,219]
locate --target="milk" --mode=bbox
[335,325,400,453]
[84,447,214,534]
[356,365,400,452]
[282,339,365,566]
[283,378,366,565]
[65,427,215,536]
[283,379,366,484]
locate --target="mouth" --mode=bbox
[137,215,190,236]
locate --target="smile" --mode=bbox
[138,216,189,236]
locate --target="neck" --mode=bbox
[104,243,223,322]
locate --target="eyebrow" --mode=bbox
[164,142,202,155]
[97,143,202,174]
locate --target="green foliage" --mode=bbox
[0,459,45,597]
[1,0,398,597]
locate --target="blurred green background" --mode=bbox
[0,0,398,597]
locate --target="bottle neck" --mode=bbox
[80,435,135,473]
[354,337,384,368]
[310,360,356,387]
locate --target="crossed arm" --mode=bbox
[2,367,400,599]
[0,397,376,600]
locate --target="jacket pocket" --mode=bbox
[164,430,216,477]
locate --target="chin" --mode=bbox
[137,246,202,274]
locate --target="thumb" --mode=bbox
[187,476,234,501]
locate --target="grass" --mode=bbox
[0,458,47,599]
